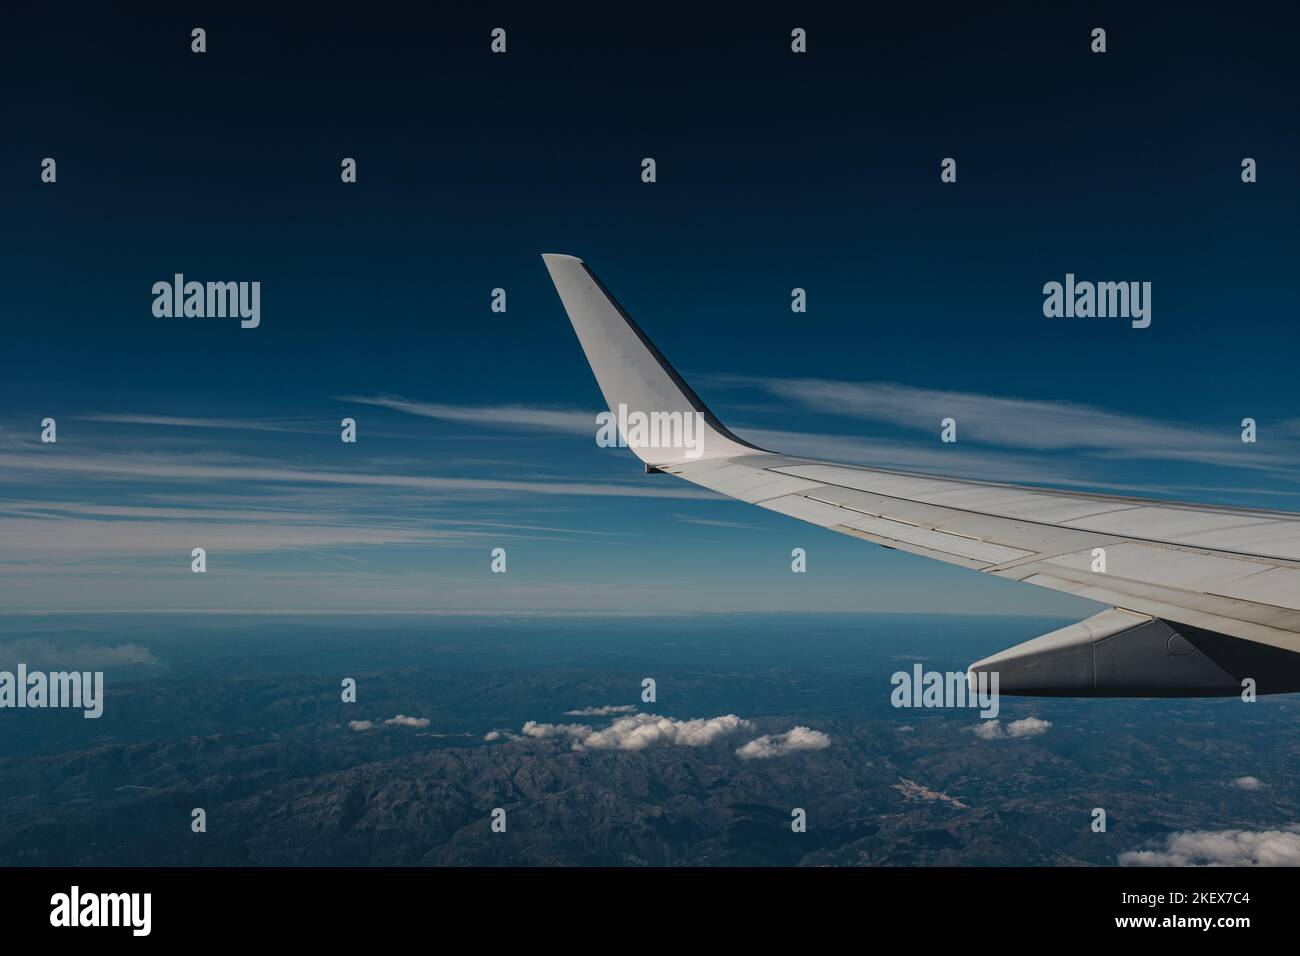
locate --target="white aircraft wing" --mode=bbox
[543,253,1300,697]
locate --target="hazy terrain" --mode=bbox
[0,613,1295,866]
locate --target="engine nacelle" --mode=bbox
[967,607,1300,697]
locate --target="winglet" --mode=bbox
[542,254,764,466]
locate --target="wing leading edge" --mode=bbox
[542,253,1300,697]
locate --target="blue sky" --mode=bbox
[2,4,1298,614]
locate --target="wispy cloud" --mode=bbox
[0,450,710,500]
[329,390,1300,498]
[0,515,465,561]
[0,639,158,669]
[715,375,1300,473]
[672,513,760,530]
[563,704,638,717]
[76,413,319,433]
[339,395,594,434]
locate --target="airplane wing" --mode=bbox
[543,253,1300,697]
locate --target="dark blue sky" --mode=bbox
[3,2,1298,613]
